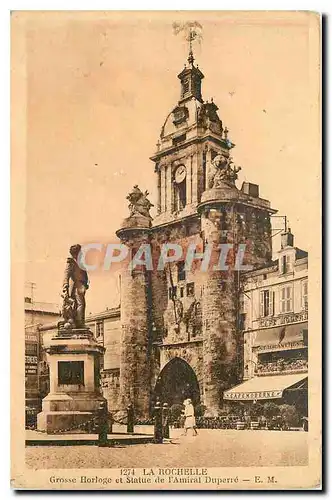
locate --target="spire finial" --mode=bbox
[188,48,194,66]
[187,27,196,66]
[172,21,203,67]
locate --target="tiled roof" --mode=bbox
[24,301,60,315]
[86,306,121,322]
[295,248,308,260]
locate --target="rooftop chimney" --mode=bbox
[281,228,294,249]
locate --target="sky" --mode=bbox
[23,11,320,314]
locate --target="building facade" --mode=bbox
[25,297,60,410]
[85,308,122,409]
[223,229,308,418]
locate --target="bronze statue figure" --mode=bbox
[60,244,89,329]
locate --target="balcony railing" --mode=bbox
[258,310,308,329]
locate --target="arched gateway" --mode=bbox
[154,358,200,406]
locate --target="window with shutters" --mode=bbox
[280,254,292,274]
[259,289,274,317]
[280,286,293,313]
[302,280,308,310]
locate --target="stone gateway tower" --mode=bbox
[116,49,277,418]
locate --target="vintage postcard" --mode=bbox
[11,11,321,490]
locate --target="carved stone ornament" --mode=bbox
[126,185,154,219]
[211,153,241,187]
[174,299,184,322]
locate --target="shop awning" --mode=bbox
[253,322,308,350]
[223,373,307,401]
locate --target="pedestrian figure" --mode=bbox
[153,399,163,443]
[162,403,170,439]
[127,403,134,434]
[260,415,267,430]
[182,399,198,436]
[244,411,251,430]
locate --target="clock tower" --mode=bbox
[150,49,233,226]
[116,47,277,417]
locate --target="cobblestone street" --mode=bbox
[26,429,308,469]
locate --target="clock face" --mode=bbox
[174,165,186,184]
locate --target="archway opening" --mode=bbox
[154,357,200,407]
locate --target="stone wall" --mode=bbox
[116,193,274,417]
[118,233,152,418]
[101,368,120,411]
[199,198,274,415]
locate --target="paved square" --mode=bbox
[26,429,308,469]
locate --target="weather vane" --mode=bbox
[172,21,203,64]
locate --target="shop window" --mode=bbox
[168,286,177,300]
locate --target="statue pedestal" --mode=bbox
[37,328,106,433]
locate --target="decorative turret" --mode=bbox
[177,51,204,103]
[117,185,153,233]
[116,186,153,418]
